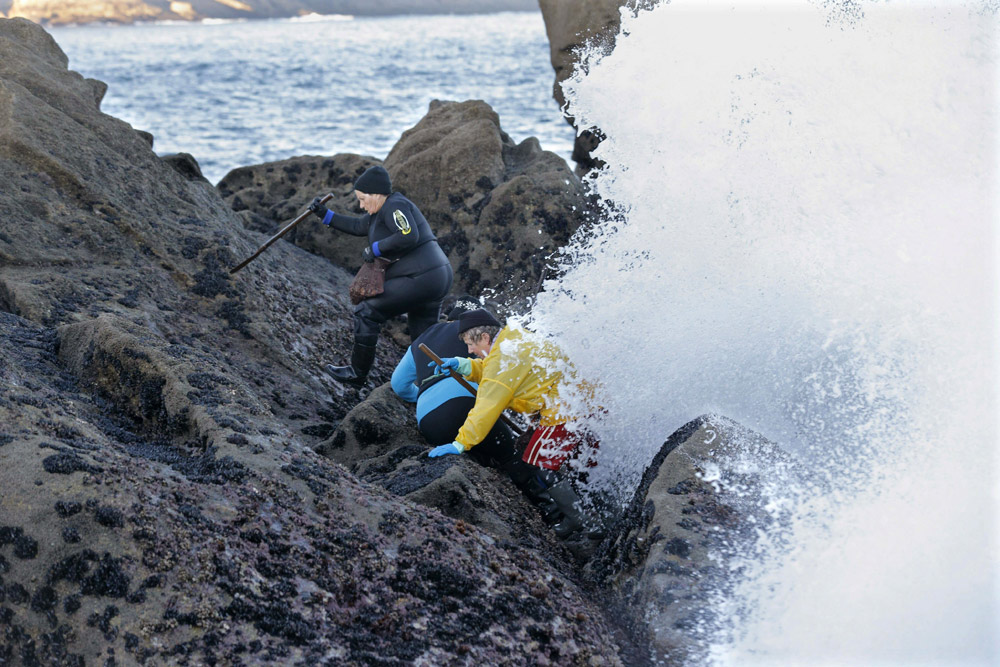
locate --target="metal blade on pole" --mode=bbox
[229,193,334,274]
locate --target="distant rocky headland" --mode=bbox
[0,0,537,27]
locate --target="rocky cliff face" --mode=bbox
[2,0,537,26]
[0,17,623,664]
[537,0,656,174]
[218,99,590,306]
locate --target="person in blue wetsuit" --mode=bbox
[391,306,573,530]
[309,165,453,387]
[391,304,516,463]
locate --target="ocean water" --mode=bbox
[49,11,574,184]
[524,0,999,663]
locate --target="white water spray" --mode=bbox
[527,1,999,663]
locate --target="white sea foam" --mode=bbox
[528,0,999,662]
[286,13,354,23]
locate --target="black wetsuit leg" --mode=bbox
[418,397,554,505]
[355,263,452,342]
[418,396,517,465]
[406,265,453,339]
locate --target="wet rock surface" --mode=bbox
[587,415,795,664]
[219,99,592,305]
[538,0,656,174]
[0,19,624,664]
[1,313,622,664]
[320,384,575,561]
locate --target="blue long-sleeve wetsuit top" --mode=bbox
[391,348,477,424]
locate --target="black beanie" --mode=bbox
[354,165,392,195]
[458,309,501,334]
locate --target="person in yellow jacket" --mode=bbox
[426,309,600,537]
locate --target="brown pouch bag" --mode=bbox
[349,257,390,305]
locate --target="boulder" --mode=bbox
[385,99,588,303]
[0,18,624,664]
[219,99,591,306]
[538,0,655,174]
[586,415,796,664]
[161,152,210,184]
[319,384,571,557]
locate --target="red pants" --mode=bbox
[521,423,598,471]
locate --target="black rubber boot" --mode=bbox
[514,472,564,525]
[326,342,376,387]
[498,459,563,519]
[528,470,567,524]
[534,490,566,525]
[547,479,587,538]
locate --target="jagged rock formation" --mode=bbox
[218,99,590,304]
[0,17,624,664]
[3,0,538,27]
[538,0,656,174]
[319,384,571,560]
[587,415,796,664]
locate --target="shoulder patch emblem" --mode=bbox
[392,209,412,235]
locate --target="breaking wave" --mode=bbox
[528,1,999,663]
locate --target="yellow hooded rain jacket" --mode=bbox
[455,326,573,450]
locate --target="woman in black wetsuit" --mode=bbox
[309,165,453,387]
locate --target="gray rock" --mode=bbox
[0,14,370,418]
[538,0,656,174]
[321,384,571,555]
[587,415,797,664]
[1,310,623,664]
[217,153,383,281]
[161,152,210,184]
[385,99,589,303]
[0,18,624,664]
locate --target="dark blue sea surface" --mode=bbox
[50,12,575,184]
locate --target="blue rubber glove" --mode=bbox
[428,442,464,457]
[427,357,472,377]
